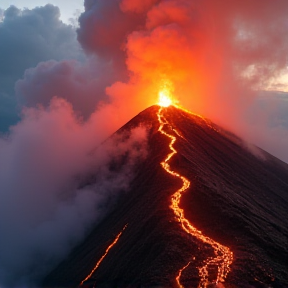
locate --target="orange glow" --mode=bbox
[176,261,191,288]
[80,224,128,286]
[157,107,233,288]
[158,90,173,107]
[157,79,176,107]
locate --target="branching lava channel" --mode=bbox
[157,106,233,288]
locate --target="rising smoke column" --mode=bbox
[1,0,288,285]
[113,0,288,117]
[15,0,288,161]
[2,1,288,160]
[101,0,288,161]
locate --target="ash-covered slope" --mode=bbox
[43,105,288,288]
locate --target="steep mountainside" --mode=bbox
[43,105,288,288]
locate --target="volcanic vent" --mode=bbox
[43,105,288,288]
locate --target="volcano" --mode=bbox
[43,105,288,288]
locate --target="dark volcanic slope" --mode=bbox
[43,105,288,288]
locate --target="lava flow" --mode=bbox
[80,224,128,286]
[157,94,233,287]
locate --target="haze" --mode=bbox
[1,0,288,286]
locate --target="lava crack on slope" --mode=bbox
[80,224,128,286]
[157,106,233,288]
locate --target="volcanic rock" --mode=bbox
[43,105,288,288]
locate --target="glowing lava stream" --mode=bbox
[80,224,128,286]
[157,106,233,288]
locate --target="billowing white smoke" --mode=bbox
[0,98,148,286]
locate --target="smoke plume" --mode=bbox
[1,0,288,285]
[76,0,288,160]
[0,97,147,285]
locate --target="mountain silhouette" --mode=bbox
[43,105,288,288]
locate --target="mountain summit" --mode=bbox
[43,105,288,288]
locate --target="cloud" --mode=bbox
[77,0,148,80]
[114,0,288,114]
[0,5,154,283]
[120,0,160,13]
[15,58,114,118]
[0,8,4,21]
[239,91,288,163]
[0,4,83,131]
[103,0,288,162]
[0,97,148,285]
[2,1,288,156]
[1,0,288,285]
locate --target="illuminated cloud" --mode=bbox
[1,0,288,285]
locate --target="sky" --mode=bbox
[1,0,288,286]
[0,0,84,23]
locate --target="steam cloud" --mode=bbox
[0,98,148,285]
[1,0,288,285]
[0,5,84,131]
[78,0,288,161]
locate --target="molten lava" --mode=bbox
[158,80,175,107]
[79,94,233,287]
[158,91,173,107]
[157,106,233,287]
[80,224,128,286]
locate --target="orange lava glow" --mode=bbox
[158,80,175,107]
[176,261,192,288]
[159,90,173,107]
[80,224,128,286]
[157,106,233,288]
